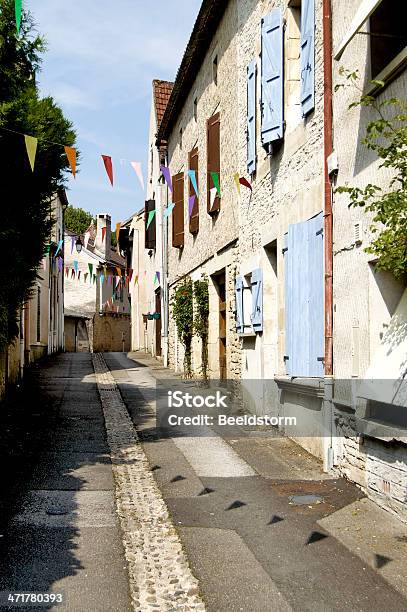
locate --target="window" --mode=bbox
[193,96,198,122]
[207,112,220,214]
[36,286,41,342]
[179,127,183,150]
[189,147,199,234]
[235,270,263,335]
[212,54,218,86]
[144,200,156,250]
[284,213,324,377]
[172,172,184,247]
[369,0,407,79]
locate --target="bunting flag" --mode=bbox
[188,195,196,217]
[57,257,63,273]
[102,227,107,243]
[70,235,76,254]
[25,135,37,172]
[116,267,122,276]
[210,172,221,196]
[209,187,217,210]
[128,269,133,282]
[88,263,93,277]
[115,276,121,288]
[102,155,114,186]
[100,274,105,285]
[163,202,175,219]
[84,231,91,250]
[71,269,75,278]
[234,172,241,195]
[42,257,47,271]
[73,260,78,273]
[84,272,88,283]
[116,222,121,243]
[134,275,139,285]
[55,239,63,257]
[65,267,69,277]
[156,271,161,284]
[78,271,81,281]
[239,176,253,191]
[146,209,156,229]
[188,170,199,197]
[160,165,173,193]
[108,275,112,285]
[15,0,22,34]
[93,274,96,284]
[131,162,144,190]
[64,146,77,178]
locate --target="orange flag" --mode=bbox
[116,223,121,244]
[65,146,77,178]
[102,155,114,186]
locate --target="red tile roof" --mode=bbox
[153,80,174,128]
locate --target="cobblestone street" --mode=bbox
[0,352,406,611]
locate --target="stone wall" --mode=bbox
[93,313,131,353]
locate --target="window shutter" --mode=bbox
[261,9,284,151]
[144,199,156,250]
[247,59,257,175]
[250,268,263,332]
[300,0,315,117]
[189,147,199,234]
[308,213,324,376]
[235,276,244,334]
[172,172,184,248]
[284,213,324,377]
[207,112,220,214]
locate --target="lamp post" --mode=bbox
[75,237,83,254]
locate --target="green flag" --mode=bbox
[15,0,22,34]
[147,209,156,229]
[210,172,221,196]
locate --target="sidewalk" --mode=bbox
[106,351,407,612]
[0,353,131,612]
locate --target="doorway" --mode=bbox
[155,289,162,357]
[214,270,227,380]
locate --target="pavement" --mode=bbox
[0,351,406,612]
[105,350,407,612]
[0,354,131,612]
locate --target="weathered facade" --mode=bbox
[64,213,131,353]
[0,190,66,397]
[331,0,407,522]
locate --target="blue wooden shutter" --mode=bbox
[308,213,324,376]
[235,276,244,334]
[300,0,315,117]
[261,9,284,150]
[284,213,324,376]
[247,59,257,174]
[251,268,263,332]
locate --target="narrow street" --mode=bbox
[0,352,406,611]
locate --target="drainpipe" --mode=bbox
[323,0,334,471]
[161,151,170,368]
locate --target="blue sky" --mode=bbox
[32,0,202,226]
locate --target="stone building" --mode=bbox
[330,0,407,522]
[0,190,66,397]
[64,213,131,353]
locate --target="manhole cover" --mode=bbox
[46,508,69,516]
[289,494,324,506]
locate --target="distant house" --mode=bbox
[64,213,131,353]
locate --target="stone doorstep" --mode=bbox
[318,498,407,600]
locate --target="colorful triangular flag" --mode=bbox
[209,187,217,210]
[239,176,253,191]
[15,0,22,34]
[131,162,144,190]
[102,155,114,186]
[210,172,221,196]
[25,135,37,172]
[102,227,107,243]
[188,170,199,197]
[163,203,175,219]
[88,263,93,277]
[234,172,241,195]
[146,209,156,229]
[188,195,196,217]
[160,165,173,193]
[84,231,91,250]
[55,239,63,257]
[64,146,77,178]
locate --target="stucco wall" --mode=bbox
[93,313,131,353]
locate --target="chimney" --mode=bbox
[95,213,111,260]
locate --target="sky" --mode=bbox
[32,0,202,226]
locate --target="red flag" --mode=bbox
[102,227,107,243]
[102,155,114,186]
[239,177,252,191]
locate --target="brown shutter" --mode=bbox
[207,112,220,214]
[189,147,199,234]
[144,199,156,250]
[172,172,184,248]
